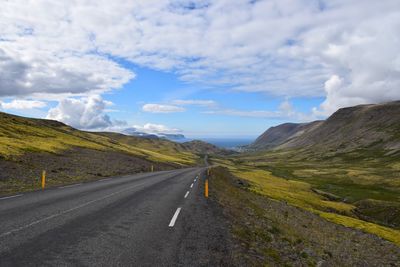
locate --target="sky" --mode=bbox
[0,0,399,139]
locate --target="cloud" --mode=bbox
[133,123,181,134]
[142,104,185,113]
[0,49,134,99]
[142,100,216,114]
[46,95,116,129]
[312,75,366,116]
[1,0,399,119]
[0,0,134,99]
[0,99,47,110]
[204,99,315,121]
[204,109,281,118]
[172,99,217,107]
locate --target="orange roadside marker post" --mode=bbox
[205,179,209,198]
[41,170,46,190]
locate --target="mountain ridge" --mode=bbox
[248,100,400,155]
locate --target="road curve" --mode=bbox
[0,168,232,266]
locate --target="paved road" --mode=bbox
[0,168,232,266]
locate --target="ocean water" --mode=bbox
[199,138,254,149]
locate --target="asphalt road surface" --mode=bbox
[0,168,232,266]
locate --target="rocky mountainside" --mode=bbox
[249,101,400,155]
[249,121,322,150]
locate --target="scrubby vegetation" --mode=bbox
[209,166,400,266]
[210,153,400,246]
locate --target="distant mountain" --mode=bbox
[122,128,159,139]
[248,101,400,155]
[158,133,187,142]
[122,128,187,142]
[182,140,235,155]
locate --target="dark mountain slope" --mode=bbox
[249,101,400,155]
[280,101,400,153]
[249,121,323,150]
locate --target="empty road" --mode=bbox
[0,168,232,266]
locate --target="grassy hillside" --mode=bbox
[210,155,400,246]
[0,112,197,165]
[210,166,400,265]
[0,112,200,195]
[232,101,400,242]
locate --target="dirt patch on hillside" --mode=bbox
[210,166,400,266]
[0,148,179,195]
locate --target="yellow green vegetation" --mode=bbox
[211,166,400,265]
[211,157,400,246]
[0,112,197,166]
[318,211,400,246]
[233,168,354,214]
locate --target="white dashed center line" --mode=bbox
[168,208,182,227]
[184,191,190,198]
[190,183,194,188]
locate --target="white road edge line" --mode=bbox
[0,182,147,238]
[190,183,194,188]
[184,191,190,198]
[0,194,23,201]
[168,208,182,227]
[99,178,111,182]
[59,183,82,189]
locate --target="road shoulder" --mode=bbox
[175,171,235,266]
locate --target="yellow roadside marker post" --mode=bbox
[205,179,209,198]
[151,165,154,172]
[41,170,46,190]
[205,168,210,198]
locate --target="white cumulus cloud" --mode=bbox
[46,95,115,130]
